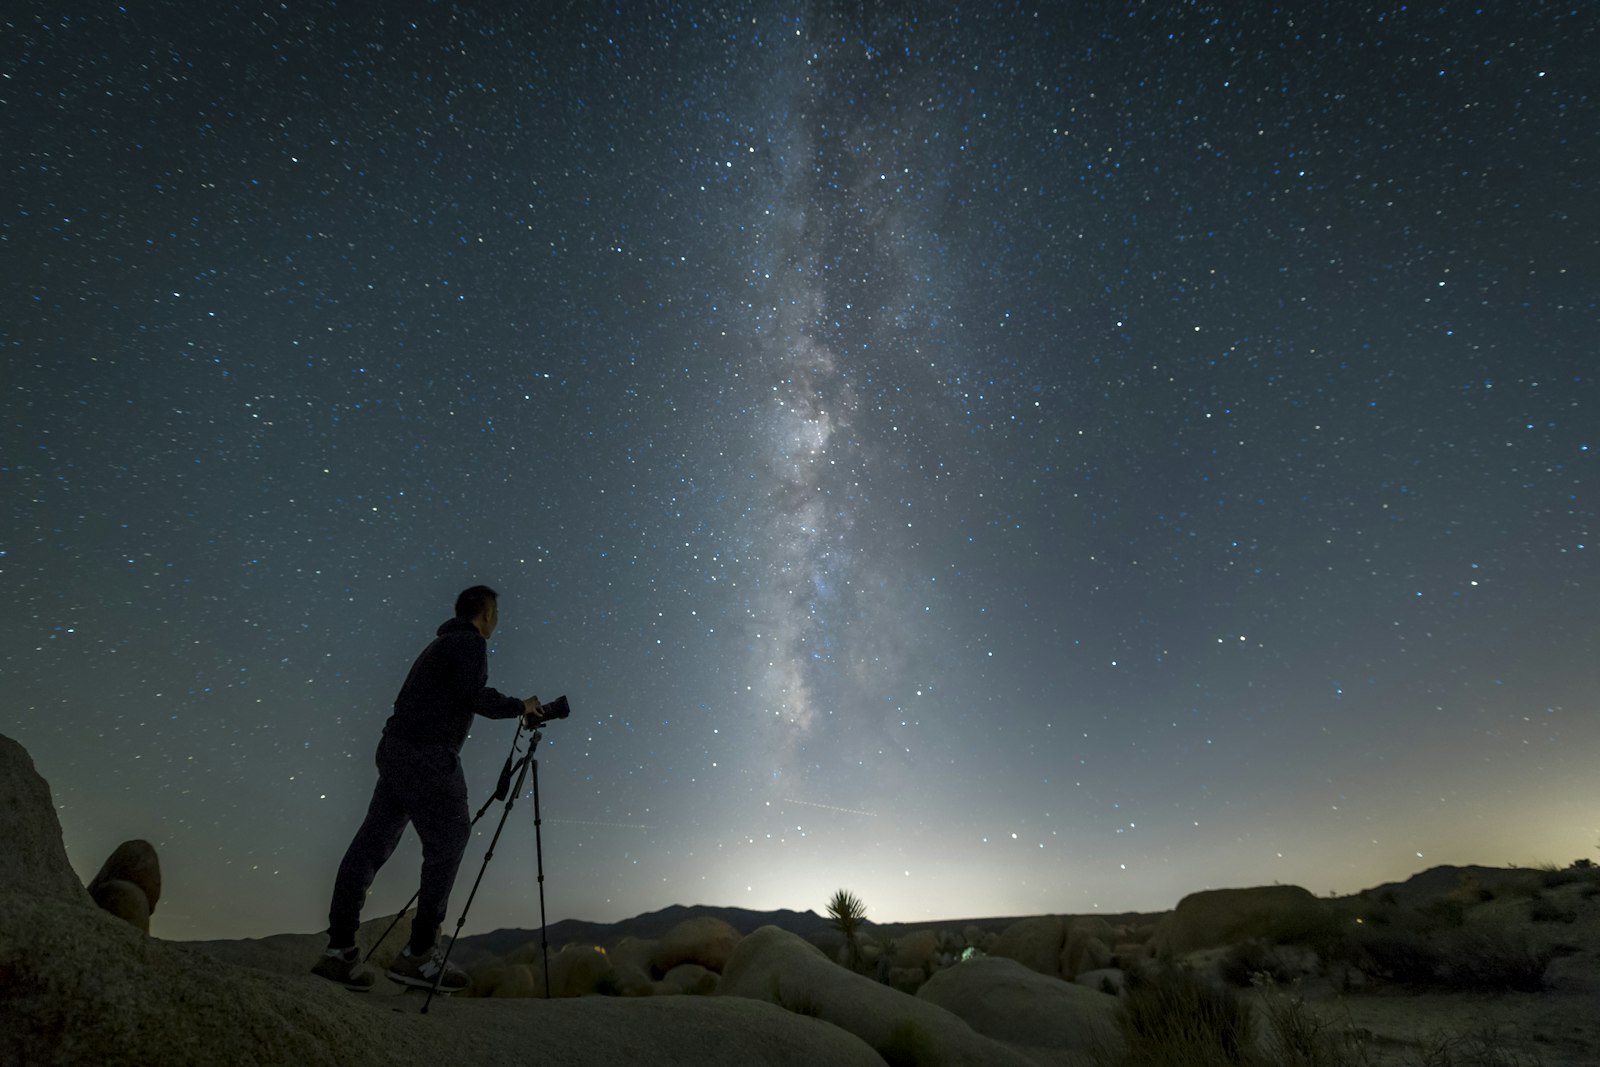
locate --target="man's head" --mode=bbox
[455,585,499,638]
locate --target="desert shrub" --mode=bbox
[1114,966,1256,1066]
[1351,925,1446,986]
[1219,939,1301,988]
[1253,978,1368,1067]
[1409,1023,1546,1067]
[1437,923,1552,993]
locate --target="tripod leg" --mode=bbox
[421,749,534,1014]
[532,754,550,999]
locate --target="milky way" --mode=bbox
[4,3,1595,940]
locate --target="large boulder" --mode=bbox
[88,839,162,932]
[189,909,419,979]
[499,942,615,997]
[657,963,719,996]
[918,956,1121,1060]
[0,892,889,1067]
[990,915,1066,977]
[651,916,742,974]
[891,929,939,971]
[0,734,91,904]
[718,924,1037,1067]
[1061,918,1115,979]
[1152,885,1325,956]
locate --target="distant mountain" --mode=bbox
[453,901,1168,961]
[1355,864,1541,906]
[452,865,1561,963]
[454,903,839,960]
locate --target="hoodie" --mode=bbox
[383,617,524,753]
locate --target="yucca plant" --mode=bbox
[827,889,867,971]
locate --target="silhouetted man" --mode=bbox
[312,585,544,991]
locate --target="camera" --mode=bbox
[539,694,571,721]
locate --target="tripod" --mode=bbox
[364,718,553,1013]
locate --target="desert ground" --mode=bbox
[5,731,1597,1067]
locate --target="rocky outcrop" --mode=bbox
[651,915,742,973]
[0,734,92,904]
[88,839,162,932]
[918,956,1122,1060]
[718,924,1037,1067]
[989,915,1066,977]
[1152,885,1325,956]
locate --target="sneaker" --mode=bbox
[311,945,375,991]
[386,945,470,993]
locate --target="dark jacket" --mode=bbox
[383,617,524,753]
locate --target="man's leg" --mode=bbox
[405,749,471,955]
[326,754,410,948]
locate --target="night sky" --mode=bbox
[5,3,1596,943]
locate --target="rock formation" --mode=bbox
[88,839,162,932]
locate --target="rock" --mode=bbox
[918,956,1122,1059]
[187,909,417,980]
[89,878,151,932]
[87,839,162,931]
[659,963,719,995]
[608,935,658,976]
[1074,968,1126,996]
[0,733,91,904]
[651,916,742,973]
[718,924,1037,1067]
[1110,940,1148,967]
[990,915,1066,977]
[885,966,928,994]
[892,929,939,970]
[0,734,890,1067]
[1061,919,1114,978]
[1152,885,1325,956]
[89,839,162,913]
[501,942,615,997]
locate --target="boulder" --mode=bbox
[89,839,162,912]
[719,925,1037,1067]
[658,963,719,995]
[500,942,614,997]
[1061,919,1113,979]
[608,935,658,976]
[891,929,939,970]
[651,916,742,974]
[188,909,417,980]
[918,956,1122,1060]
[885,966,928,994]
[88,878,152,933]
[990,915,1066,977]
[1074,968,1126,996]
[1152,885,1325,956]
[0,733,91,904]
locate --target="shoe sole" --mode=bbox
[386,972,466,994]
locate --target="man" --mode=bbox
[311,585,544,991]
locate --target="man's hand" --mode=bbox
[521,695,544,728]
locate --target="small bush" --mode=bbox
[1352,925,1446,986]
[1116,967,1255,1066]
[1438,924,1553,993]
[1254,978,1366,1067]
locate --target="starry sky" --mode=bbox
[4,2,1596,942]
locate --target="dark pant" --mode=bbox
[327,733,470,955]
